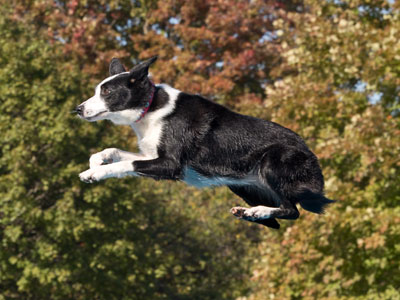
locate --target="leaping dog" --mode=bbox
[76,56,334,229]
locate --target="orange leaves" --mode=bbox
[363,232,386,250]
[125,0,288,102]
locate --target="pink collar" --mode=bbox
[136,81,155,122]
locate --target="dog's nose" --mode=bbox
[75,105,83,116]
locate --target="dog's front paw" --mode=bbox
[89,149,117,169]
[79,168,108,183]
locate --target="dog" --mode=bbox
[76,56,334,229]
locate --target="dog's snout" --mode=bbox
[75,105,84,116]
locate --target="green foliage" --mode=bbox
[1,0,399,299]
[0,5,257,299]
[248,0,400,299]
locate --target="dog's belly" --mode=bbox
[182,167,256,188]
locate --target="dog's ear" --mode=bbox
[109,58,126,76]
[129,56,158,81]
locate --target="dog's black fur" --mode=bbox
[77,57,334,229]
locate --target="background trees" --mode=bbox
[0,0,399,299]
[250,0,400,299]
[0,3,258,299]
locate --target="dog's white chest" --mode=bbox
[131,118,163,158]
[138,124,162,157]
[130,84,180,159]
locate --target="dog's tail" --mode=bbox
[298,189,335,214]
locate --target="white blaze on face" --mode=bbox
[80,86,108,119]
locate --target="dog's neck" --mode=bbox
[135,81,156,123]
[130,84,180,141]
[146,85,171,114]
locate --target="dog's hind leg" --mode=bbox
[230,206,281,229]
[231,142,327,224]
[231,199,299,221]
[228,185,282,229]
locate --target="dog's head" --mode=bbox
[75,56,157,124]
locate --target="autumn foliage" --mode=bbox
[0,0,399,299]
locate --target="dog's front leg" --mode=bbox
[79,161,137,183]
[133,157,181,180]
[89,148,148,169]
[79,157,181,183]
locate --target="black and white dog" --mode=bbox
[76,56,334,229]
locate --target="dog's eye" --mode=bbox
[102,88,111,95]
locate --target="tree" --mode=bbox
[0,4,259,299]
[3,0,398,299]
[13,0,302,101]
[248,0,400,299]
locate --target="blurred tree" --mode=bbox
[0,3,261,299]
[13,0,302,102]
[248,0,400,299]
[3,0,398,299]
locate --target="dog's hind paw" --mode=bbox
[230,206,247,218]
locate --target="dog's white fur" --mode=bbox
[79,161,138,182]
[229,206,281,220]
[244,206,280,220]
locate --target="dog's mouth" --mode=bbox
[81,111,108,121]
